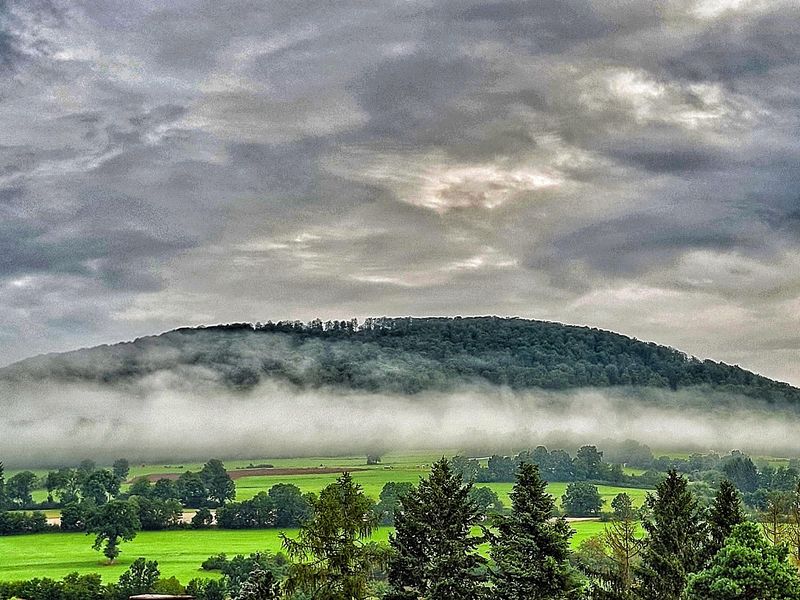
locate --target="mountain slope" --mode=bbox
[2,317,797,405]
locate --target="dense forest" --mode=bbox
[3,317,798,404]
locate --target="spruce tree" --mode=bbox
[706,479,745,560]
[491,461,582,600]
[686,522,800,600]
[386,457,486,600]
[634,470,706,600]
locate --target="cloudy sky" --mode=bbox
[1,0,799,385]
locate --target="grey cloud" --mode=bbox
[0,0,800,388]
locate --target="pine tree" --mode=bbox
[386,457,487,600]
[634,470,706,600]
[491,462,582,600]
[706,479,745,560]
[686,522,800,600]
[282,472,384,600]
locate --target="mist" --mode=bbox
[2,371,800,468]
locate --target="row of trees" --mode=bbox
[4,460,800,599]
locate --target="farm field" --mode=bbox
[0,521,607,583]
[12,452,656,519]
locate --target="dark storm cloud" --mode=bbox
[1,0,800,385]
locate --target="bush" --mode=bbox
[0,510,49,535]
[201,553,229,571]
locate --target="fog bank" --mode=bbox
[2,370,799,468]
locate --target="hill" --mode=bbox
[2,316,798,405]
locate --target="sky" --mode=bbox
[1,0,799,385]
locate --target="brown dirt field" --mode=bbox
[137,466,367,482]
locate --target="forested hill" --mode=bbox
[3,316,798,404]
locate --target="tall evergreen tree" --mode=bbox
[634,470,706,600]
[282,472,384,600]
[706,480,745,560]
[686,522,800,600]
[491,462,581,600]
[386,457,486,600]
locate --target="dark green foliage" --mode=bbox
[152,477,180,501]
[214,552,290,597]
[386,458,486,600]
[562,482,603,517]
[706,480,745,560]
[723,454,760,493]
[60,501,94,532]
[217,492,276,529]
[115,557,160,598]
[283,473,384,600]
[374,482,414,525]
[10,316,799,402]
[126,478,152,498]
[469,486,504,516]
[111,459,130,482]
[269,483,313,527]
[491,462,581,600]
[0,572,106,600]
[686,522,800,599]
[86,500,140,562]
[0,509,48,534]
[129,496,183,530]
[187,578,227,600]
[574,446,605,480]
[152,576,185,596]
[201,553,229,571]
[635,471,707,600]
[176,471,209,508]
[239,563,282,599]
[191,506,215,528]
[6,471,36,506]
[200,459,236,506]
[80,469,120,505]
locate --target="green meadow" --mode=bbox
[0,452,654,583]
[0,521,613,583]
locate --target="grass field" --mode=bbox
[0,520,610,583]
[0,453,651,584]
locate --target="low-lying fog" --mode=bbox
[2,372,799,467]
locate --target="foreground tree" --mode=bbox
[686,522,800,599]
[634,470,706,600]
[761,491,791,546]
[238,562,282,600]
[283,472,384,599]
[491,462,581,600]
[116,557,160,598]
[789,481,800,566]
[87,500,140,563]
[602,493,643,598]
[706,480,745,560]
[386,457,486,600]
